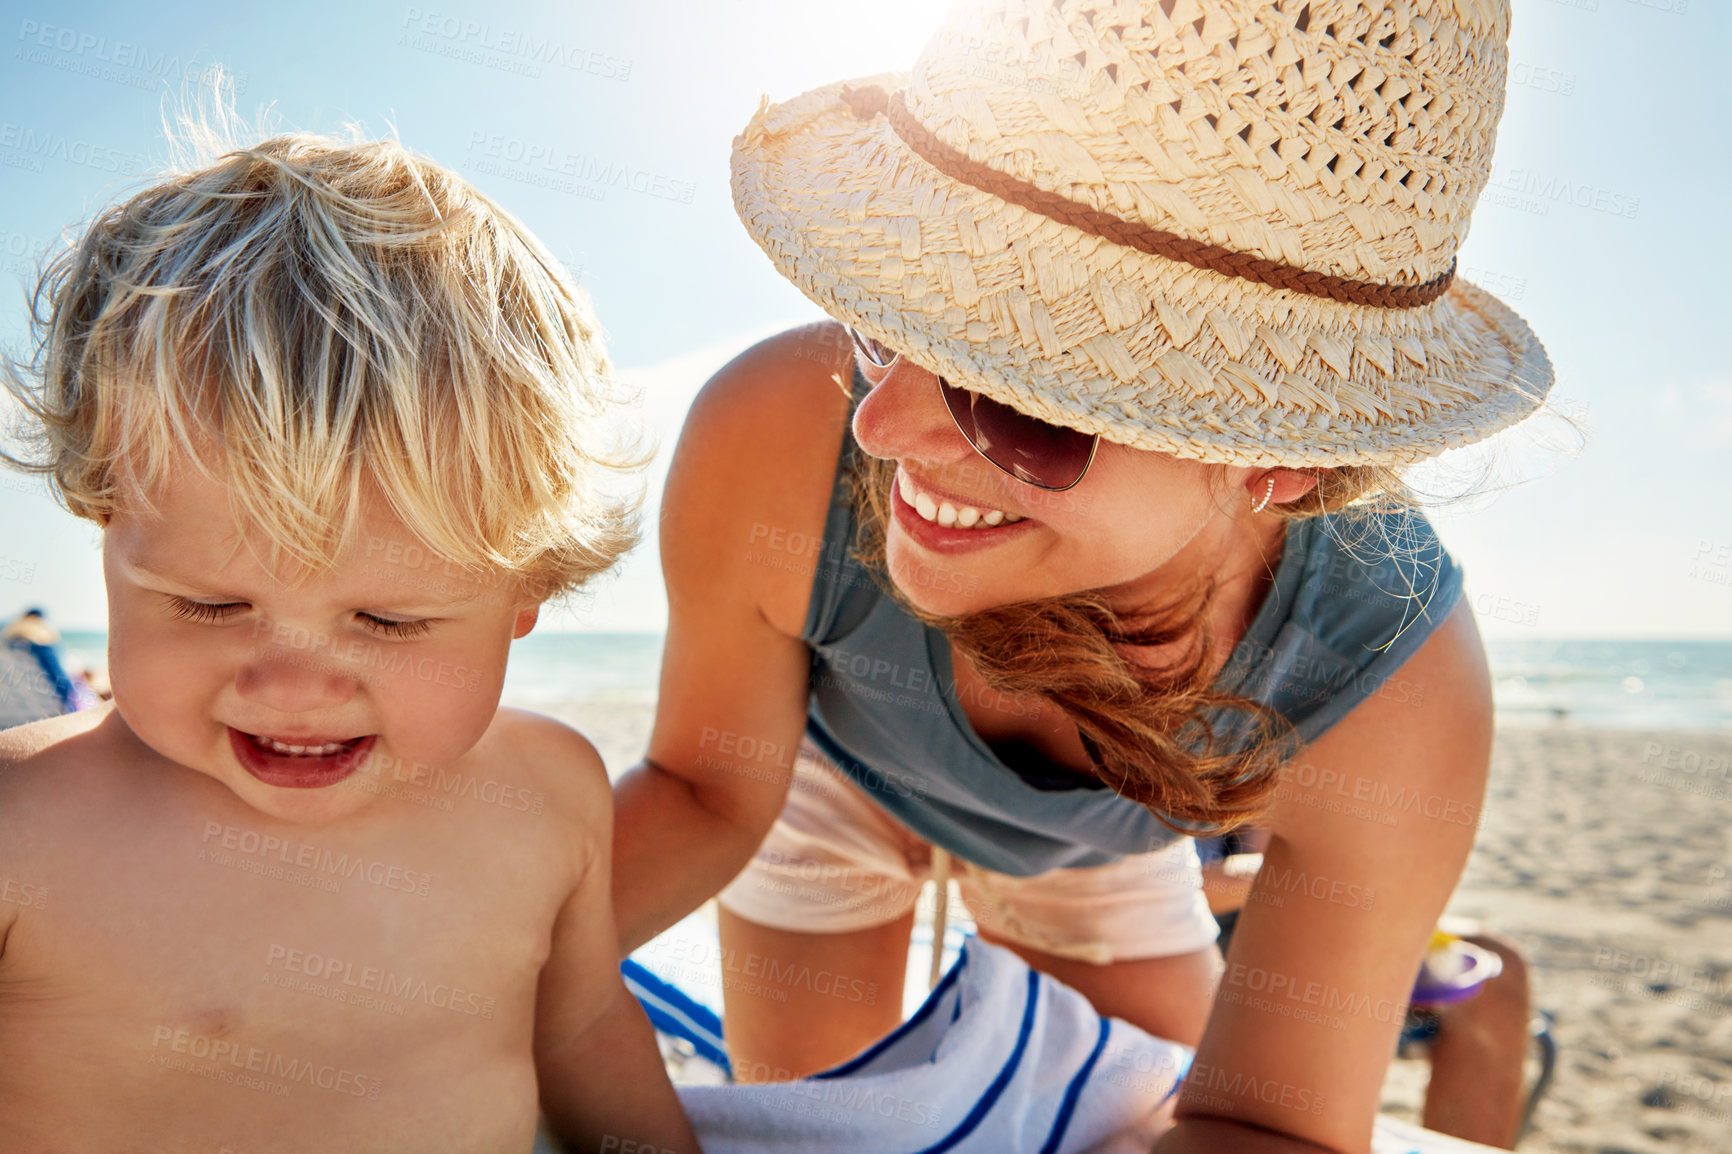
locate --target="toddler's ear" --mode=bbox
[512,606,539,639]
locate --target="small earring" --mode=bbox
[1250,474,1276,513]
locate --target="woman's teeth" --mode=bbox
[249,733,353,757]
[898,472,1021,529]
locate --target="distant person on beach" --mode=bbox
[2,607,60,647]
[0,607,95,724]
[0,124,697,1152]
[613,1,1568,1151]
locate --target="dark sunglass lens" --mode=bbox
[940,379,1096,490]
[848,329,899,369]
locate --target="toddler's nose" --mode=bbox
[234,646,359,714]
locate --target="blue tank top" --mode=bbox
[800,383,1467,878]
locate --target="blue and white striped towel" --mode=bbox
[676,938,1187,1154]
[672,938,1500,1154]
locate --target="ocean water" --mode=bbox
[1479,638,1732,733]
[53,631,1732,733]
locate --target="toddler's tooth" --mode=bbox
[983,510,1004,526]
[957,506,980,528]
[1004,513,1023,523]
[914,493,938,521]
[288,745,306,754]
[937,501,958,528]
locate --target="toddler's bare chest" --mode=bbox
[5,805,553,1085]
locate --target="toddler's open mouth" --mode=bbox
[227,728,376,789]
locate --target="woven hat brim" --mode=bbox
[732,74,1554,469]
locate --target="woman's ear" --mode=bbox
[1242,467,1323,512]
[512,605,539,639]
[1271,468,1322,504]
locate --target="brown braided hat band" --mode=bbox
[845,84,1455,311]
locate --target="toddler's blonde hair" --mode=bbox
[4,126,640,604]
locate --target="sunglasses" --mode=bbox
[849,329,1099,492]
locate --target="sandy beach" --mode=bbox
[531,697,1732,1153]
[1389,725,1732,1154]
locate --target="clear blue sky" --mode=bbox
[1,0,1727,637]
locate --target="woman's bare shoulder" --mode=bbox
[663,322,856,638]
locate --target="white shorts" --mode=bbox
[718,738,1220,965]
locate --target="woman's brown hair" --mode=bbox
[848,446,1424,834]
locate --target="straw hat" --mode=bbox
[731,0,1552,467]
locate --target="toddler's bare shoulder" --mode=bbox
[0,706,114,794]
[0,710,115,954]
[476,708,613,831]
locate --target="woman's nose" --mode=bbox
[852,362,976,467]
[234,637,359,715]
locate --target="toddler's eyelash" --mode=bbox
[361,615,433,639]
[165,597,432,639]
[167,597,245,624]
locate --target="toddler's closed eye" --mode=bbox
[358,614,434,639]
[166,596,247,624]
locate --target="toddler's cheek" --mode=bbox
[378,681,501,765]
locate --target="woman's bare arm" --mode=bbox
[611,325,853,954]
[1160,596,1495,1152]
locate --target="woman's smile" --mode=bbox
[890,467,1038,555]
[896,467,1024,528]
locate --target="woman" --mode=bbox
[614,1,1554,1149]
